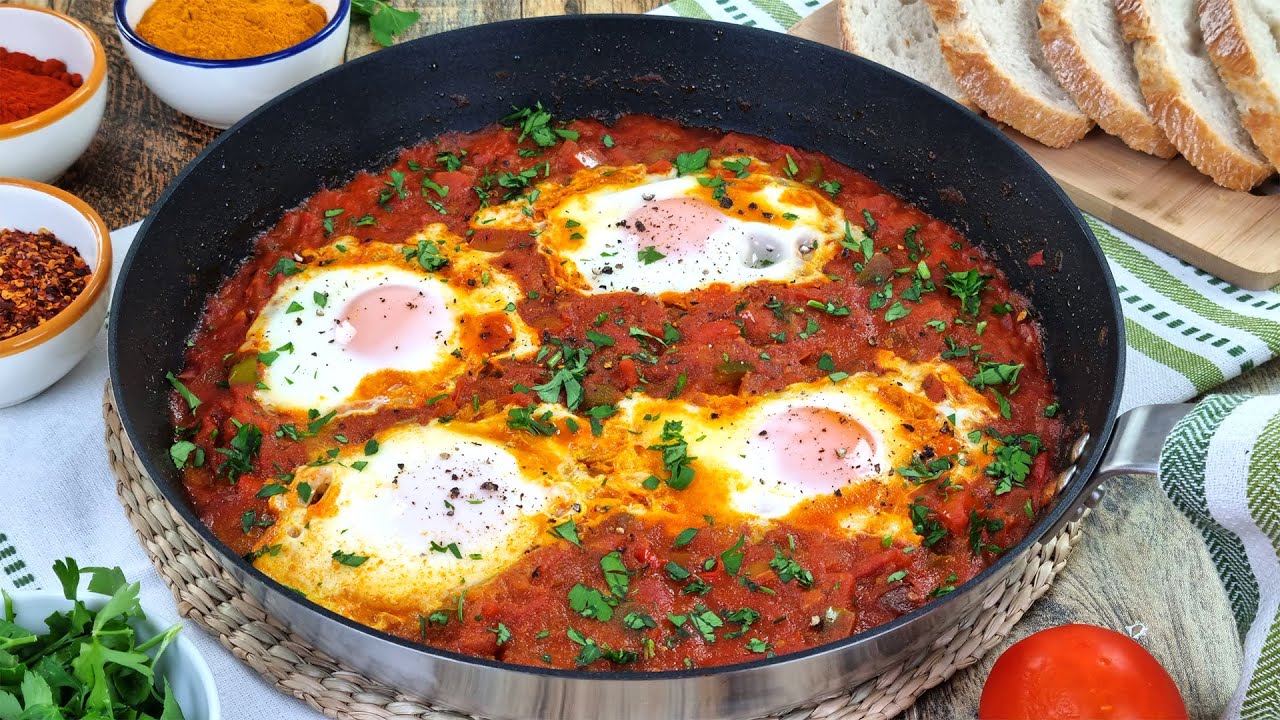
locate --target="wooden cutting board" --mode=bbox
[791,3,1280,290]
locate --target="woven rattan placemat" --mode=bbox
[102,382,1083,720]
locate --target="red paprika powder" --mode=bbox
[0,46,83,124]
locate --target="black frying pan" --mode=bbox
[109,16,1125,720]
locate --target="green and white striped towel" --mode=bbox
[1162,397,1280,718]
[651,0,1280,717]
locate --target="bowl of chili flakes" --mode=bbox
[0,179,112,407]
[0,5,109,183]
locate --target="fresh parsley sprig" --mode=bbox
[351,0,420,47]
[0,559,185,720]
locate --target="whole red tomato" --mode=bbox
[979,624,1188,720]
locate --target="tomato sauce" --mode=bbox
[168,114,1066,671]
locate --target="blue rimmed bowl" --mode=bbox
[114,0,350,129]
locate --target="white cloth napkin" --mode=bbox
[0,223,299,720]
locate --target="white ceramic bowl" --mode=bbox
[114,0,351,129]
[0,180,112,408]
[7,591,219,720]
[0,6,108,183]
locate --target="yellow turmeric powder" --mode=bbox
[136,0,328,61]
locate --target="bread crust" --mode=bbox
[1200,0,1280,170]
[1037,0,1177,157]
[1115,0,1273,189]
[837,0,977,110]
[926,0,1093,147]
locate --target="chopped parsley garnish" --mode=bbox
[489,623,512,645]
[969,361,1024,389]
[690,606,723,641]
[884,301,911,322]
[532,341,591,410]
[602,134,616,148]
[722,157,752,177]
[422,176,449,198]
[586,404,616,436]
[783,154,800,178]
[673,528,698,547]
[507,405,557,436]
[637,246,666,264]
[797,317,820,340]
[897,453,955,484]
[909,501,948,547]
[647,420,695,490]
[331,550,368,567]
[806,299,851,316]
[505,102,578,147]
[165,372,201,412]
[698,175,728,200]
[674,148,711,176]
[551,519,582,547]
[255,483,287,498]
[436,150,466,171]
[986,430,1043,494]
[668,371,688,399]
[169,440,203,469]
[215,419,261,483]
[568,584,613,621]
[601,551,629,599]
[267,256,303,279]
[402,239,449,271]
[928,574,959,599]
[968,511,1006,554]
[623,612,656,630]
[860,209,878,236]
[944,269,989,316]
[818,179,843,196]
[720,534,746,576]
[768,544,814,588]
[381,169,408,203]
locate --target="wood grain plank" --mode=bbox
[792,3,1280,290]
[28,0,220,229]
[345,0,524,60]
[522,0,663,16]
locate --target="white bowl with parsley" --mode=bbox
[2,561,219,720]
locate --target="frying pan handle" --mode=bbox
[1046,403,1194,536]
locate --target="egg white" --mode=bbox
[472,162,853,296]
[253,422,589,620]
[604,355,997,543]
[242,236,533,415]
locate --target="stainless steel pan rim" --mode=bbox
[108,14,1130,719]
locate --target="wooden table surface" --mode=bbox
[11,0,1271,717]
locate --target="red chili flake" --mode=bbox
[1026,250,1046,267]
[0,227,91,340]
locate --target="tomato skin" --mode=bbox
[979,624,1187,720]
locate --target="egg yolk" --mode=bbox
[335,284,449,361]
[756,406,881,493]
[624,195,800,270]
[626,197,724,256]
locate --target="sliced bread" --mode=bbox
[925,0,1094,147]
[1200,0,1280,171]
[1115,0,1273,189]
[838,0,977,109]
[1038,0,1177,157]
